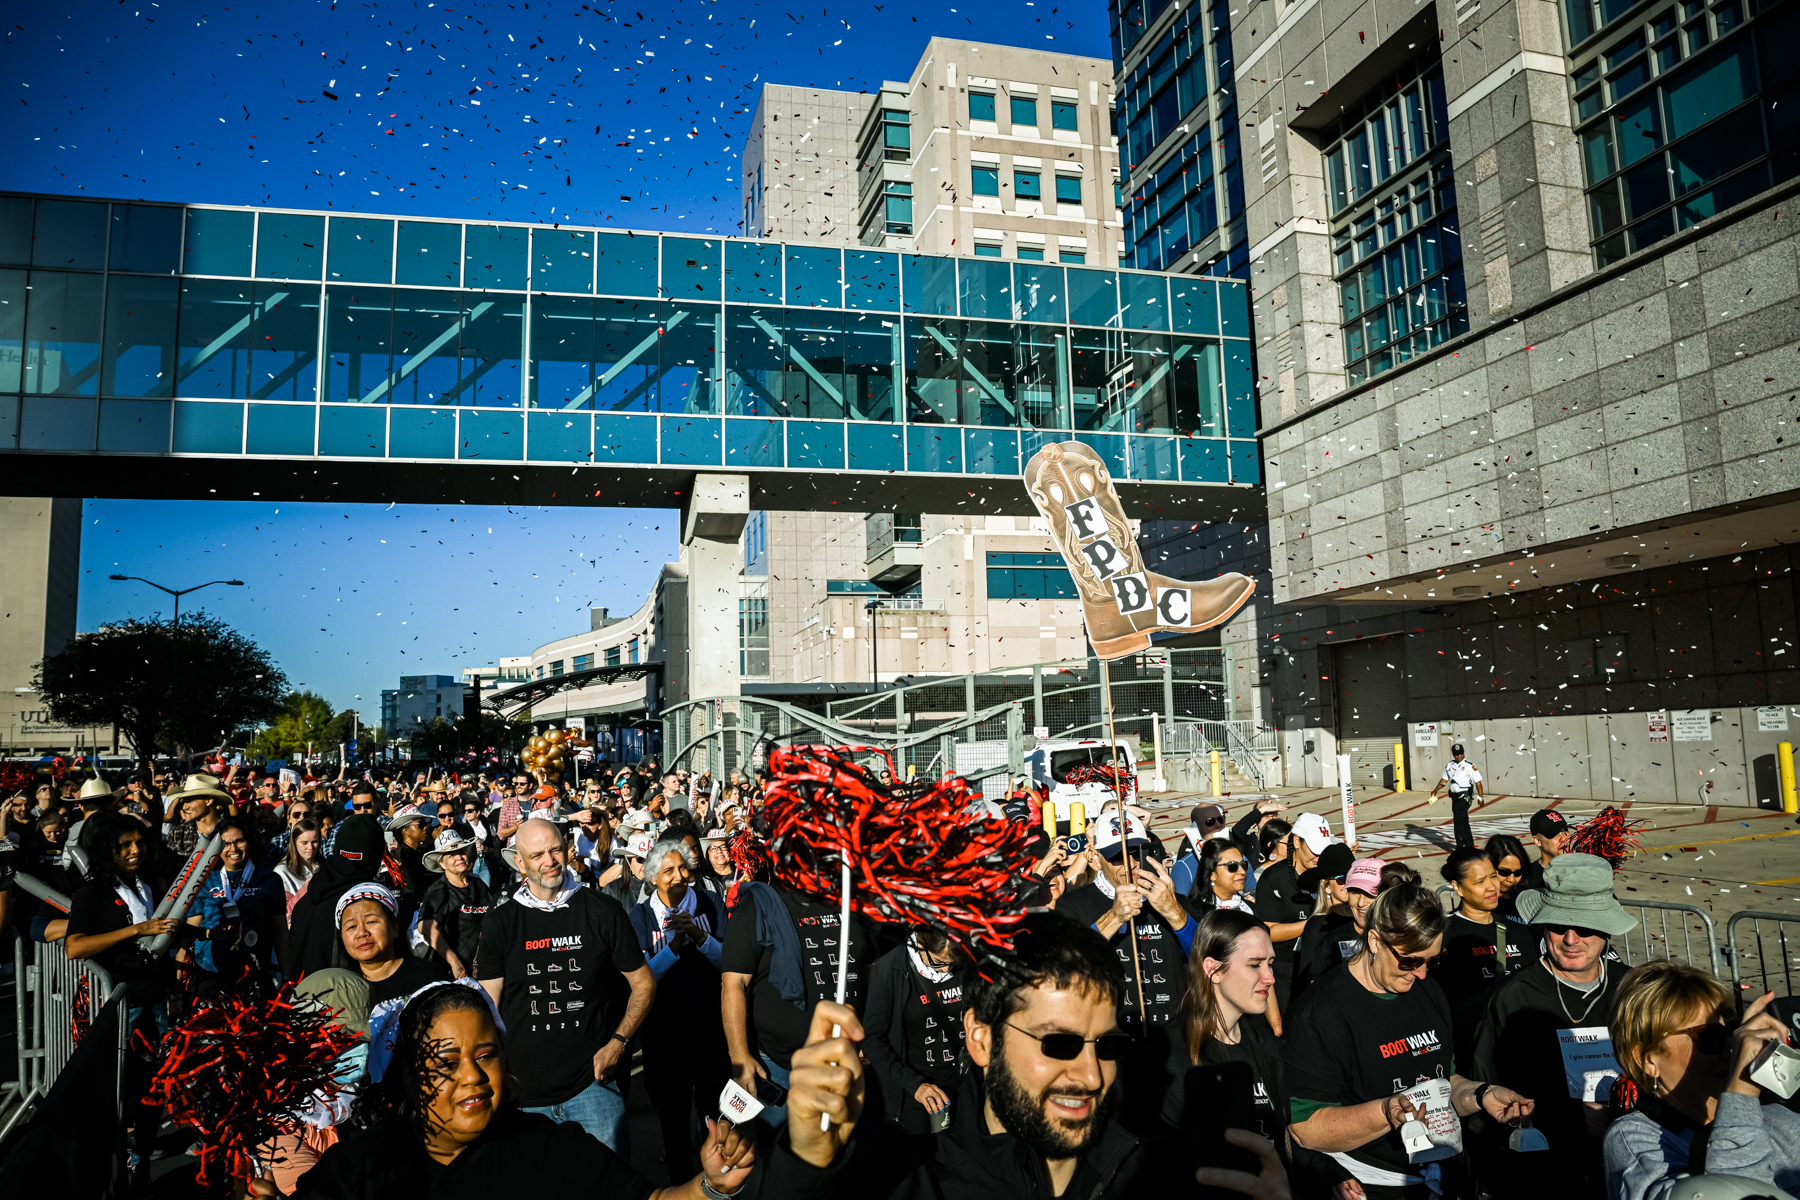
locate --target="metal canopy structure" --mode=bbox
[483,662,661,715]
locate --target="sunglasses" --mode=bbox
[1494,866,1523,877]
[1541,923,1608,941]
[352,802,375,812]
[1673,1020,1732,1056]
[1217,860,1248,873]
[1006,1023,1134,1062]
[1379,938,1437,973]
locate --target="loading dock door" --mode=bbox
[1333,637,1409,790]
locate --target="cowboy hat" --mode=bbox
[1515,853,1639,937]
[168,773,233,803]
[385,805,431,832]
[77,777,115,803]
[423,830,479,873]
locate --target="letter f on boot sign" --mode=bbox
[1023,440,1256,661]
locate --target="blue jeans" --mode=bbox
[525,1077,630,1158]
[757,1052,792,1129]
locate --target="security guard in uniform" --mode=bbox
[1429,741,1484,849]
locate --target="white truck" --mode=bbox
[1024,738,1137,836]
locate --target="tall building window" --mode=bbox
[550,660,565,677]
[883,181,913,234]
[1060,250,1087,264]
[972,167,1000,196]
[740,598,770,676]
[1055,175,1082,205]
[1574,0,1796,265]
[628,637,640,664]
[573,653,594,672]
[606,645,621,667]
[970,91,996,122]
[1323,59,1467,384]
[744,509,768,575]
[1052,100,1079,131]
[974,242,1004,257]
[1015,171,1042,200]
[1011,96,1038,127]
[879,108,911,161]
[987,552,1078,599]
[1017,245,1046,260]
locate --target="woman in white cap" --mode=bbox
[335,881,449,1009]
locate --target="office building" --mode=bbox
[380,675,469,739]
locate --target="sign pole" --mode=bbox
[1098,655,1148,1026]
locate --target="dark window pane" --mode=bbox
[321,285,391,404]
[110,205,183,275]
[99,398,172,453]
[1677,162,1771,225]
[256,213,325,280]
[103,275,179,397]
[183,209,254,277]
[24,271,103,395]
[660,237,718,300]
[1590,182,1627,235]
[1630,209,1676,250]
[530,294,595,409]
[383,290,464,406]
[1671,104,1766,194]
[1616,94,1664,166]
[328,217,394,284]
[1623,156,1672,217]
[1663,42,1756,140]
[843,250,900,311]
[595,231,658,296]
[247,284,320,403]
[0,268,24,393]
[31,200,108,271]
[1583,126,1618,183]
[592,299,660,411]
[455,292,523,407]
[726,242,783,304]
[660,303,720,414]
[1011,96,1038,126]
[1070,326,1124,430]
[844,311,898,422]
[0,196,31,267]
[533,227,596,294]
[785,246,841,307]
[970,92,996,122]
[396,221,463,287]
[463,224,528,289]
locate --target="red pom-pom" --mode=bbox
[761,744,1039,954]
[725,827,768,914]
[146,984,362,1187]
[1567,805,1645,871]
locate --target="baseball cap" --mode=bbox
[1091,807,1150,860]
[1297,842,1356,889]
[1191,804,1227,833]
[1290,812,1333,854]
[1450,742,1466,755]
[1529,808,1570,838]
[1345,858,1385,895]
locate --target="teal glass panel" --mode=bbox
[725,416,783,468]
[970,92,996,121]
[959,258,1013,320]
[1174,337,1224,437]
[98,398,171,453]
[847,422,902,471]
[526,410,592,461]
[0,197,32,267]
[20,397,96,450]
[906,424,963,472]
[660,302,720,414]
[1179,436,1229,482]
[25,271,103,396]
[248,284,320,403]
[594,412,657,462]
[786,420,845,470]
[971,167,1000,196]
[1129,433,1177,480]
[0,397,14,447]
[389,407,456,459]
[1070,327,1124,431]
[902,254,957,315]
[172,400,244,454]
[1228,439,1261,483]
[659,414,721,465]
[1020,429,1063,466]
[726,242,783,303]
[1074,431,1126,479]
[596,231,659,296]
[1014,264,1066,324]
[661,237,720,299]
[458,408,524,460]
[785,246,841,308]
[32,200,107,271]
[1052,100,1079,132]
[110,205,182,275]
[844,311,898,422]
[844,251,900,311]
[102,275,179,398]
[592,299,661,412]
[1067,268,1118,328]
[758,309,846,420]
[1224,340,1255,435]
[1617,93,1664,167]
[396,221,462,287]
[256,213,325,279]
[245,403,315,456]
[1219,280,1250,338]
[463,225,528,289]
[530,294,595,409]
[385,289,466,405]
[454,293,523,407]
[1170,277,1219,335]
[327,217,394,284]
[723,305,781,417]
[0,269,25,393]
[1119,272,1169,331]
[183,209,254,277]
[966,427,1020,475]
[317,404,387,457]
[1664,43,1754,141]
[532,227,595,293]
[1011,96,1038,127]
[321,286,391,404]
[1124,331,1174,433]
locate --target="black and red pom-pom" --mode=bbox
[1568,805,1645,871]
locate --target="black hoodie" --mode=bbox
[287,815,385,979]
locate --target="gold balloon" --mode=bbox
[546,729,563,744]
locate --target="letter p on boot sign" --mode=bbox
[1023,441,1255,660]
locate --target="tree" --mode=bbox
[36,613,288,768]
[248,691,336,760]
[409,709,530,767]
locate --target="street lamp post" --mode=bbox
[864,597,885,696]
[108,575,245,623]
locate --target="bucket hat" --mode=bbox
[1515,853,1639,937]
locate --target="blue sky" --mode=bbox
[7,0,1111,714]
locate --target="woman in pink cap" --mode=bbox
[1290,848,1384,1006]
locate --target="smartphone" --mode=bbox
[754,1075,789,1109]
[1184,1062,1262,1198]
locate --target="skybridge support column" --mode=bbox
[681,474,750,704]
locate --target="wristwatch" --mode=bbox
[1472,1082,1494,1113]
[610,1032,631,1047]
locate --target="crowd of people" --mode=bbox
[0,754,1796,1200]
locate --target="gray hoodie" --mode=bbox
[1603,1091,1800,1200]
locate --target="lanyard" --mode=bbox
[219,861,254,906]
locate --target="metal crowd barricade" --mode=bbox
[1615,899,1721,976]
[2,930,118,1144]
[1726,910,1798,1010]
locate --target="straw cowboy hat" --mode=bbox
[423,830,479,873]
[168,773,233,803]
[77,777,116,803]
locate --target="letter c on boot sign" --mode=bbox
[1081,536,1125,580]
[1155,586,1191,625]
[1064,497,1104,541]
[1111,573,1152,614]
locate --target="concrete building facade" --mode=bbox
[380,674,470,740]
[0,496,109,753]
[741,85,868,243]
[1148,0,1800,805]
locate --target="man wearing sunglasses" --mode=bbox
[1472,852,1637,1194]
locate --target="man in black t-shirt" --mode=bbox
[418,830,493,978]
[476,817,653,1158]
[720,874,870,1128]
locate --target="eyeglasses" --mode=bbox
[1672,1020,1732,1056]
[1378,938,1437,973]
[1494,866,1523,877]
[1217,860,1248,873]
[1005,1023,1134,1062]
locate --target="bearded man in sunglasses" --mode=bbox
[1472,852,1637,1195]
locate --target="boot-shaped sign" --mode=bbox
[1024,441,1255,660]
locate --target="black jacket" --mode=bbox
[861,944,969,1127]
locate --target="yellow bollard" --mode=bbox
[1070,803,1087,835]
[1210,748,1223,797]
[1781,742,1798,814]
[1394,741,1407,793]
